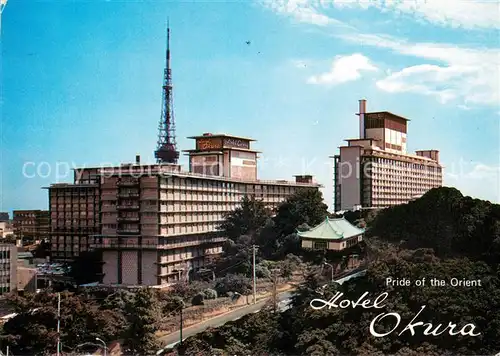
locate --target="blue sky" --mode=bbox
[1,0,499,214]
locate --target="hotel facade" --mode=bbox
[47,133,320,285]
[333,100,443,211]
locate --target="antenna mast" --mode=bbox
[154,19,179,164]
[0,0,8,37]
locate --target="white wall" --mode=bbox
[339,146,361,211]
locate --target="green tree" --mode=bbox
[0,291,125,355]
[273,189,328,237]
[219,195,271,241]
[369,187,500,263]
[123,288,163,355]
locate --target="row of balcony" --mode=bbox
[89,236,226,250]
[159,184,298,193]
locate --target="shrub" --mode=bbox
[191,293,205,306]
[215,274,252,296]
[255,265,270,279]
[171,280,210,300]
[203,288,218,300]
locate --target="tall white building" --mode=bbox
[333,99,443,211]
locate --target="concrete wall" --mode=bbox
[339,146,362,211]
[103,251,118,284]
[121,251,138,285]
[141,251,158,285]
[17,266,37,293]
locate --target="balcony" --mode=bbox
[117,192,140,198]
[116,228,140,234]
[90,241,158,250]
[116,205,140,210]
[117,180,139,187]
[117,216,140,222]
[157,236,226,250]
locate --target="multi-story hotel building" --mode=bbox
[47,133,321,285]
[47,172,100,261]
[0,244,17,295]
[13,210,50,242]
[333,100,443,211]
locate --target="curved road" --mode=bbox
[159,291,293,348]
[158,268,367,351]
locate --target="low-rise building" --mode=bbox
[299,217,364,251]
[0,221,13,238]
[17,265,37,294]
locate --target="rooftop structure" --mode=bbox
[183,133,260,180]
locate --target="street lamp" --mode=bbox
[95,338,107,356]
[324,262,334,282]
[179,300,185,346]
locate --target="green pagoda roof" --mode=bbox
[297,217,364,240]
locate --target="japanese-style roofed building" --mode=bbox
[298,217,364,251]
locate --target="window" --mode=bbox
[313,241,327,250]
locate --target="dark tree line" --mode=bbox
[0,288,165,355]
[369,187,500,264]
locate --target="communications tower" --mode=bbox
[154,21,179,164]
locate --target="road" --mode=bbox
[158,268,367,352]
[159,291,293,348]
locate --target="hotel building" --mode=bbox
[333,100,443,211]
[47,133,321,285]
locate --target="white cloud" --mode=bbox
[261,0,500,30]
[308,53,378,85]
[340,33,500,106]
[458,104,471,111]
[328,0,500,30]
[466,164,500,180]
[259,0,357,29]
[262,1,500,106]
[445,163,500,203]
[260,0,334,26]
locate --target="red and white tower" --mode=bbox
[155,21,179,164]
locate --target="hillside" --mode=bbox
[368,187,500,264]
